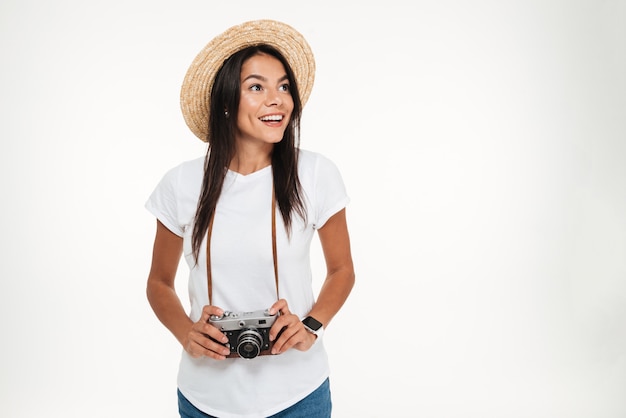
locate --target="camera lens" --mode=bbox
[237,328,262,359]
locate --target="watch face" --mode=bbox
[303,316,323,331]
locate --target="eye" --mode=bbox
[249,84,262,92]
[279,83,290,92]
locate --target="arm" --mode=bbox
[307,207,355,328]
[269,208,355,353]
[146,220,230,359]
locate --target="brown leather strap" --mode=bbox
[206,189,278,306]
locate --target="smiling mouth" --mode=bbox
[259,115,283,122]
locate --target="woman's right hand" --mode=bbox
[183,305,231,360]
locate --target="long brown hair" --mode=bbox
[191,45,306,263]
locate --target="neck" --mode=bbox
[229,143,273,175]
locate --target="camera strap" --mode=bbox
[205,188,279,305]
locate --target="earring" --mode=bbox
[224,110,229,118]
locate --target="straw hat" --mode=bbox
[180,19,316,142]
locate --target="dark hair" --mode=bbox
[191,44,306,263]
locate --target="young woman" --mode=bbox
[145,20,355,417]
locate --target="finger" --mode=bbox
[200,305,224,322]
[271,325,307,354]
[194,319,229,345]
[269,299,289,316]
[186,316,230,359]
[187,335,230,360]
[268,312,296,341]
[269,313,300,346]
[189,323,231,355]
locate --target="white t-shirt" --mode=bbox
[145,149,349,418]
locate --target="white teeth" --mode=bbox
[260,115,283,121]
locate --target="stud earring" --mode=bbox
[224,110,229,118]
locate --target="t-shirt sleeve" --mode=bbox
[145,166,184,237]
[313,154,350,229]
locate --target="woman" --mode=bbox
[145,20,355,418]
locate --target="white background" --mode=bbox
[1,1,625,417]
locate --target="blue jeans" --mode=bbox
[178,378,332,418]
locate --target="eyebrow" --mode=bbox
[242,74,289,83]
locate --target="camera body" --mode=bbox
[209,309,277,359]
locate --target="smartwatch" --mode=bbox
[302,316,323,336]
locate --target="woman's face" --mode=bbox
[235,53,294,147]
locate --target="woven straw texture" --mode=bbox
[180,20,316,142]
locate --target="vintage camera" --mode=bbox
[209,309,278,359]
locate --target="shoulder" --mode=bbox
[297,149,349,225]
[169,156,204,176]
[297,148,347,195]
[150,156,204,202]
[297,149,340,174]
[158,156,204,184]
[146,156,204,229]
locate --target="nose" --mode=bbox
[265,88,283,107]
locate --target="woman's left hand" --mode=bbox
[268,299,317,355]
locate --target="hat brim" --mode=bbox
[180,20,315,142]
